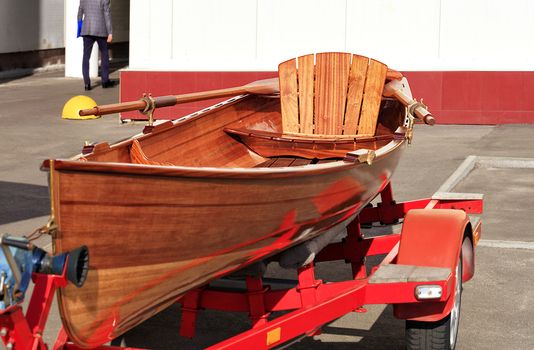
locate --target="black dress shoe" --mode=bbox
[84,84,91,91]
[102,80,116,88]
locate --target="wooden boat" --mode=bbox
[41,52,433,347]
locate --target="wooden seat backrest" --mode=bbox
[279,52,387,136]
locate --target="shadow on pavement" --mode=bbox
[0,69,35,84]
[116,242,407,349]
[0,181,49,225]
[116,303,406,349]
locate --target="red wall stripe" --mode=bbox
[119,70,534,124]
[119,71,277,120]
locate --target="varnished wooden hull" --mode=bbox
[45,95,407,347]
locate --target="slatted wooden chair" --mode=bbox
[279,52,388,137]
[224,52,401,159]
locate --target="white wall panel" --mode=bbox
[130,0,173,68]
[149,0,174,63]
[257,0,347,67]
[129,0,534,71]
[440,0,534,70]
[171,0,257,69]
[131,0,257,70]
[346,0,441,70]
[129,0,151,68]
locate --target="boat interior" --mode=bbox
[79,53,407,169]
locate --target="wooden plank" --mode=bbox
[297,54,315,134]
[344,55,369,134]
[270,157,297,167]
[255,157,312,168]
[358,59,387,135]
[278,58,300,133]
[254,157,277,168]
[314,53,351,135]
[281,130,365,140]
[291,158,313,166]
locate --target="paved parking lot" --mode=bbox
[0,70,533,349]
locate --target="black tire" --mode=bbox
[405,250,463,350]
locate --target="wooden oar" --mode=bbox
[383,79,435,125]
[79,78,279,117]
[79,68,423,122]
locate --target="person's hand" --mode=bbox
[107,34,113,43]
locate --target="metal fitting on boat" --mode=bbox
[140,93,157,126]
[343,149,376,164]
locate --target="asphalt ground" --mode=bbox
[0,70,533,349]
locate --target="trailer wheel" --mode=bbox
[405,250,463,350]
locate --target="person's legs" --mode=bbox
[82,36,96,86]
[95,37,110,84]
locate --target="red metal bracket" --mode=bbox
[246,276,271,328]
[0,272,68,350]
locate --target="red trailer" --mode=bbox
[0,183,482,350]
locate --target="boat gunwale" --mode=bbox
[45,132,406,179]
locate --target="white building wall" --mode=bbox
[439,0,534,70]
[0,0,64,54]
[129,0,534,71]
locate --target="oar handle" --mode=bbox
[410,103,435,126]
[383,80,435,125]
[78,79,276,117]
[79,96,178,116]
[392,90,435,125]
[78,87,249,117]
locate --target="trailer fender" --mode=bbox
[393,209,469,322]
